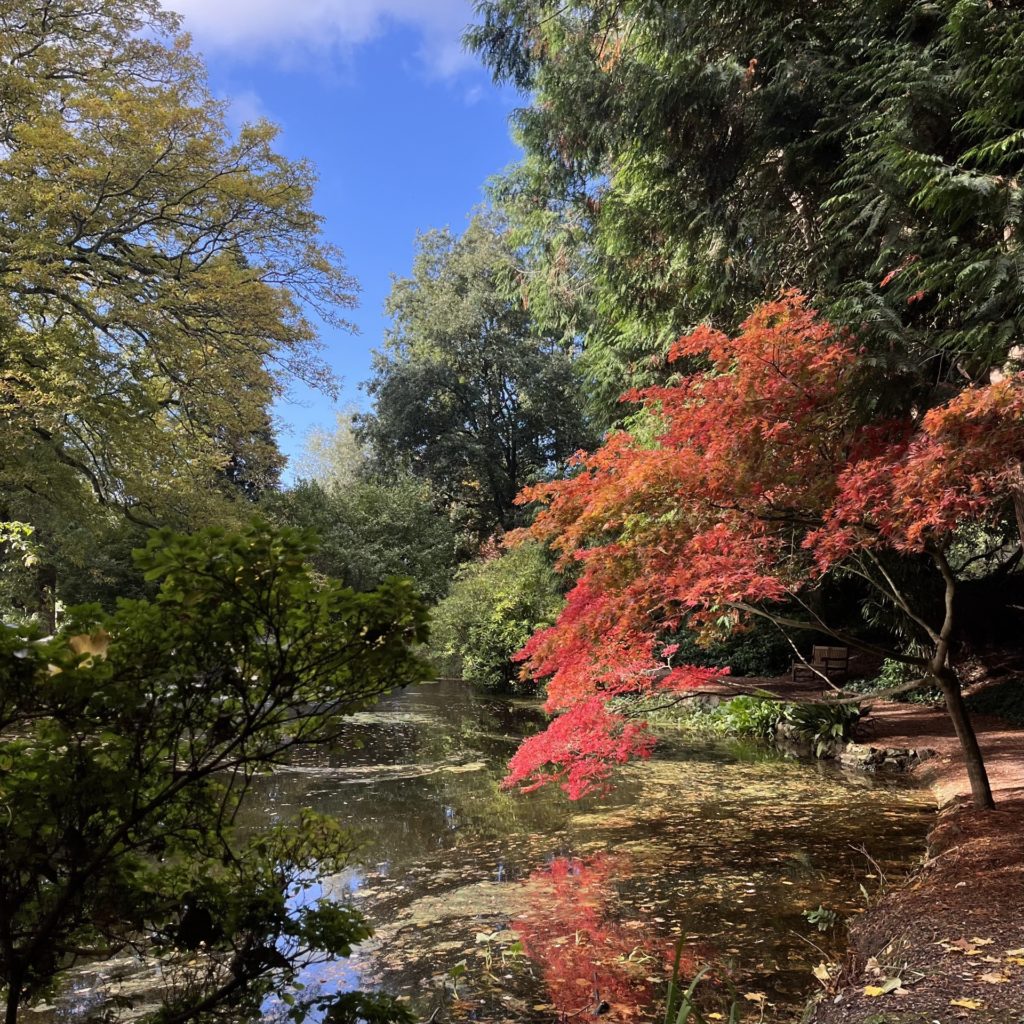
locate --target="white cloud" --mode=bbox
[223,88,269,128]
[166,0,477,78]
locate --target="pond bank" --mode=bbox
[686,672,1024,1023]
[660,673,1024,1020]
[808,696,1024,1024]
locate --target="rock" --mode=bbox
[837,742,936,773]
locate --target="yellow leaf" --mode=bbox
[863,986,885,997]
[969,937,994,946]
[742,992,766,1003]
[950,998,984,1010]
[707,1015,724,1021]
[979,971,1009,984]
[1006,956,1024,966]
[812,962,831,982]
[1005,947,1024,956]
[68,629,111,665]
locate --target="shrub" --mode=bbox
[714,695,784,740]
[782,702,861,757]
[430,542,563,691]
[845,658,942,705]
[966,679,1024,727]
[696,696,860,757]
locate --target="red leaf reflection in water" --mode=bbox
[514,856,700,1019]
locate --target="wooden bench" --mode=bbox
[791,645,849,682]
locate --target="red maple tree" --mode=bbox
[505,294,1024,809]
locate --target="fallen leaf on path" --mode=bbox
[864,978,901,996]
[950,998,985,1010]
[948,938,983,955]
[979,971,1009,984]
[969,937,994,946]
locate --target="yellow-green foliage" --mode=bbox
[430,542,564,690]
[0,0,354,600]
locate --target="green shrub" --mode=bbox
[713,695,784,740]
[966,679,1024,727]
[782,702,861,757]
[692,696,860,756]
[845,658,941,705]
[429,542,563,691]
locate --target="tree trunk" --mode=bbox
[35,563,56,634]
[1013,479,1024,553]
[936,668,995,810]
[5,975,20,1024]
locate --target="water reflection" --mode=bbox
[514,855,666,1018]
[237,681,932,1022]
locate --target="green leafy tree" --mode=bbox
[430,541,564,690]
[469,0,1024,420]
[360,215,594,537]
[0,0,355,608]
[0,522,427,1024]
[266,477,458,603]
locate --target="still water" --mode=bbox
[238,681,932,1023]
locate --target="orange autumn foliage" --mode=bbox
[503,294,1024,797]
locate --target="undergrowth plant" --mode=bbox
[664,939,741,1024]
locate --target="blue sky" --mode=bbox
[166,0,522,474]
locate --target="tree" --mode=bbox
[266,477,458,603]
[360,215,593,538]
[506,295,1024,809]
[429,541,564,690]
[469,1,1024,421]
[0,522,428,1024]
[0,0,355,608]
[292,410,370,492]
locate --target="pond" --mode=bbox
[237,680,933,1023]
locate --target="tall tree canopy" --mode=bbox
[469,0,1024,419]
[360,216,593,538]
[266,478,458,604]
[505,296,1024,807]
[0,0,355,608]
[267,416,458,602]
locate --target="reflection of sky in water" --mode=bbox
[52,682,934,1024]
